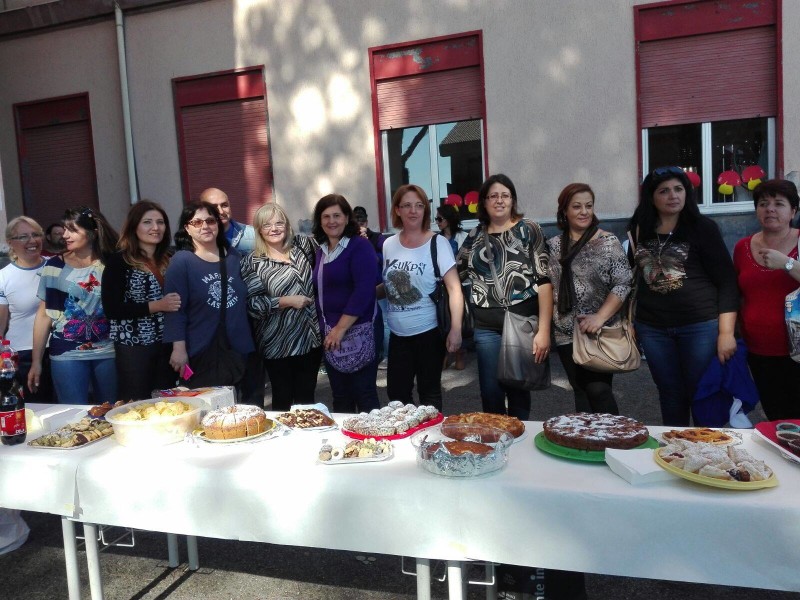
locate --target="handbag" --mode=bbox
[786,234,800,363]
[571,230,640,373]
[571,305,641,373]
[485,226,551,391]
[184,253,246,388]
[429,234,474,339]
[317,254,376,374]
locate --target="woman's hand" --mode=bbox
[576,313,606,335]
[169,342,189,373]
[758,248,790,270]
[446,328,462,354]
[324,325,346,351]
[27,361,42,393]
[151,293,181,313]
[532,329,550,364]
[281,295,313,310]
[717,332,737,364]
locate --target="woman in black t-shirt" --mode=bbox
[628,167,739,426]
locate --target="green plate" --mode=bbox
[534,431,659,462]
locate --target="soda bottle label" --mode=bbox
[0,409,25,436]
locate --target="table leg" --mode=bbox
[82,523,104,600]
[447,560,465,600]
[485,562,497,600]
[186,535,199,571]
[166,533,179,567]
[415,558,431,600]
[61,518,81,600]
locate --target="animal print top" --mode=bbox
[547,232,632,347]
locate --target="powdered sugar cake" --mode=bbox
[542,413,649,451]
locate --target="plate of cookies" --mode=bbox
[340,401,442,440]
[317,437,393,464]
[275,406,337,431]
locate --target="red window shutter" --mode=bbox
[179,97,272,224]
[377,66,483,130]
[639,27,776,128]
[15,95,98,227]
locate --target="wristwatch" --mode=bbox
[786,257,796,272]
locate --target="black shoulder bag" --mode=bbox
[428,234,474,339]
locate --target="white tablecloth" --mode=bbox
[3,409,800,592]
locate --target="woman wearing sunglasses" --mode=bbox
[28,207,119,404]
[164,201,254,388]
[628,167,739,426]
[240,203,321,410]
[0,217,54,402]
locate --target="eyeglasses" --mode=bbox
[187,217,217,228]
[8,233,43,242]
[434,216,444,223]
[651,166,685,177]
[399,203,426,211]
[260,222,286,231]
[487,192,512,202]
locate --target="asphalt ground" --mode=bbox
[4,350,798,600]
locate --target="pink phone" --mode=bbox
[180,364,194,380]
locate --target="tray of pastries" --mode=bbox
[341,401,442,440]
[28,417,114,449]
[275,407,336,430]
[660,427,741,446]
[655,439,777,490]
[317,437,393,464]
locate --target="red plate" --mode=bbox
[754,419,800,452]
[341,412,443,440]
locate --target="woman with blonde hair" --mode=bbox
[240,203,321,410]
[0,216,53,401]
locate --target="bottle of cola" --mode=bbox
[0,350,25,446]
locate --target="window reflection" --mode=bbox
[711,118,769,204]
[647,123,703,199]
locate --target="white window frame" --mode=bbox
[381,121,485,232]
[641,117,775,214]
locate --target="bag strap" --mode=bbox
[430,234,442,281]
[218,250,229,328]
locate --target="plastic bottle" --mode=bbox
[0,339,18,369]
[0,350,25,446]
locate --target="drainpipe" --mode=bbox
[115,2,139,205]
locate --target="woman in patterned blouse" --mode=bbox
[547,183,632,415]
[102,201,181,399]
[456,173,553,420]
[28,207,119,404]
[240,203,321,410]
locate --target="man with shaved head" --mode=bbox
[199,187,256,252]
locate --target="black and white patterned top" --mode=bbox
[101,252,166,347]
[457,219,550,308]
[240,235,322,359]
[547,232,632,347]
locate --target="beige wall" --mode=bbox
[0,0,789,232]
[0,20,129,227]
[124,0,641,229]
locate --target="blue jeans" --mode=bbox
[473,328,531,421]
[50,358,118,405]
[635,319,718,426]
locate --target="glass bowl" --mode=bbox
[410,423,513,477]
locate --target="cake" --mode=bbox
[542,413,648,451]
[201,405,270,440]
[275,408,335,428]
[442,440,493,456]
[442,412,525,441]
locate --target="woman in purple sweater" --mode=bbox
[312,194,380,413]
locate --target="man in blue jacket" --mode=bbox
[199,187,256,252]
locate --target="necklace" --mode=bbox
[655,231,672,265]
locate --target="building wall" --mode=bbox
[1,0,793,232]
[0,20,129,227]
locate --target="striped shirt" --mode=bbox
[240,235,322,359]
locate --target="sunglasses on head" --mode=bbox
[651,166,685,178]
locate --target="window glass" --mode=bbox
[385,126,432,202]
[711,118,770,204]
[384,119,484,226]
[646,123,703,199]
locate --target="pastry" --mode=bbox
[275,409,335,428]
[542,413,648,450]
[442,412,525,440]
[662,428,733,445]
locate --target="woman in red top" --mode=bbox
[734,179,800,420]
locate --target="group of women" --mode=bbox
[1,168,797,424]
